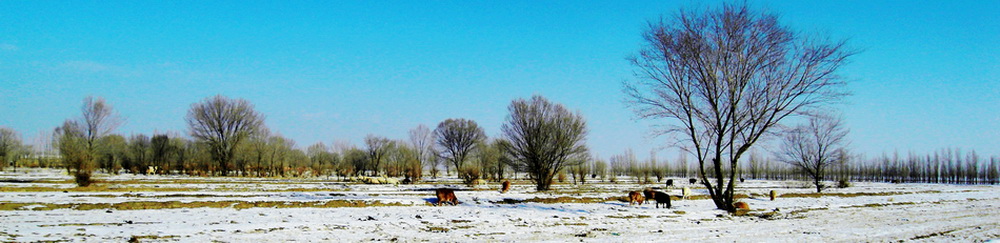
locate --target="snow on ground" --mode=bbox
[1,169,999,242]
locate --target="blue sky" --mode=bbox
[1,1,997,160]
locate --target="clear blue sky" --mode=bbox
[2,1,997,161]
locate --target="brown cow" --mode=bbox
[434,188,458,206]
[501,180,511,193]
[733,201,749,210]
[628,191,645,206]
[643,188,672,209]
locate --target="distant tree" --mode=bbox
[244,128,272,176]
[610,149,636,182]
[186,95,265,176]
[746,151,763,180]
[591,158,608,181]
[307,142,335,176]
[343,147,367,177]
[364,134,393,176]
[168,136,190,174]
[624,4,852,211]
[54,121,86,175]
[609,153,626,183]
[776,114,849,192]
[150,134,173,173]
[568,159,591,184]
[55,96,124,186]
[489,138,513,181]
[676,153,688,178]
[434,118,486,178]
[126,134,151,174]
[988,157,999,185]
[389,142,421,181]
[266,135,294,177]
[383,141,406,177]
[648,151,665,182]
[0,127,23,171]
[501,95,589,191]
[408,125,436,178]
[97,134,127,174]
[473,139,495,181]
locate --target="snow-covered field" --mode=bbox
[2,169,998,242]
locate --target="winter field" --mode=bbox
[2,169,999,242]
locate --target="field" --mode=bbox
[2,169,999,242]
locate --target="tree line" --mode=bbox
[559,148,999,187]
[3,94,590,191]
[2,95,996,190]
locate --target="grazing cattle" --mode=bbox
[733,201,749,210]
[628,191,645,206]
[681,187,691,200]
[769,190,777,201]
[666,179,674,187]
[689,178,698,184]
[643,188,672,209]
[402,177,412,185]
[740,178,745,183]
[434,188,458,206]
[501,180,511,193]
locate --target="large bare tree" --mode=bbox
[624,4,852,211]
[776,113,849,193]
[186,95,264,176]
[501,95,589,191]
[433,118,485,176]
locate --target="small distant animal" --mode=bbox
[769,190,777,201]
[434,188,458,206]
[740,178,745,183]
[628,191,645,206]
[402,177,412,185]
[689,178,698,184]
[501,180,511,193]
[682,187,692,200]
[643,188,672,209]
[472,179,488,186]
[734,201,749,210]
[666,179,674,187]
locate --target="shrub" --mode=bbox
[458,165,482,186]
[838,179,851,188]
[75,171,93,187]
